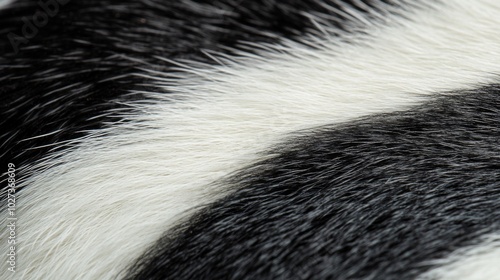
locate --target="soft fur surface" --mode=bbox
[126,89,500,279]
[1,0,499,279]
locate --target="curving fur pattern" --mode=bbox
[1,0,499,279]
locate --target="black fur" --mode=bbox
[126,88,500,279]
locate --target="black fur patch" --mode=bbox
[126,88,500,279]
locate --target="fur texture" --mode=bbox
[127,88,500,279]
[1,0,499,279]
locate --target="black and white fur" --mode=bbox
[1,0,499,279]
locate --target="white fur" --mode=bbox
[418,234,500,280]
[2,0,500,279]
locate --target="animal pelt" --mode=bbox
[0,0,499,279]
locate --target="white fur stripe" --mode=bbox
[2,1,500,279]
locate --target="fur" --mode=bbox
[126,88,500,279]
[1,0,499,279]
